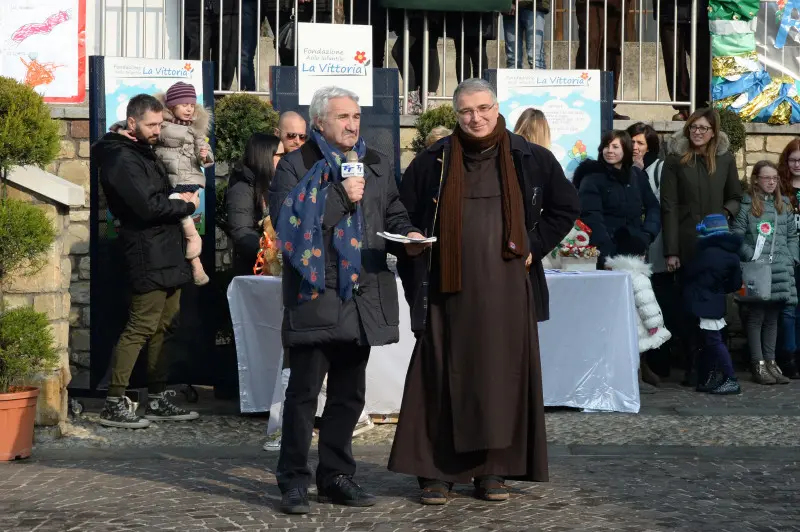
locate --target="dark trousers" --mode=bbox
[576,0,622,99]
[276,343,370,492]
[240,0,259,91]
[699,329,735,378]
[184,13,238,90]
[659,21,712,112]
[453,35,489,83]
[345,0,388,68]
[266,9,332,67]
[108,288,182,397]
[391,20,441,93]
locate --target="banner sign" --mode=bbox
[497,69,603,181]
[102,57,207,237]
[297,22,373,106]
[0,0,86,102]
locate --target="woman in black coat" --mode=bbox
[225,133,282,276]
[574,130,661,267]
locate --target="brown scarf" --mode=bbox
[439,115,526,293]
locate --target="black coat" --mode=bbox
[268,140,417,348]
[93,133,195,294]
[226,163,265,276]
[681,232,743,320]
[184,0,240,16]
[397,132,580,323]
[574,160,661,265]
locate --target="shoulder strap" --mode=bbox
[769,206,779,262]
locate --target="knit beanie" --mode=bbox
[165,82,197,107]
[696,213,730,237]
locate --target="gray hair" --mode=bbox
[309,86,360,127]
[452,78,497,110]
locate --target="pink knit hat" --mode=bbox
[165,82,197,107]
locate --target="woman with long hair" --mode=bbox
[574,130,666,388]
[775,138,800,378]
[226,133,282,275]
[732,161,798,384]
[660,107,742,386]
[514,108,551,149]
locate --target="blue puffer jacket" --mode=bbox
[682,232,743,320]
[732,194,799,306]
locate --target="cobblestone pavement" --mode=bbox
[0,378,797,531]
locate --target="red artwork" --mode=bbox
[10,11,71,45]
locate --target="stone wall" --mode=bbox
[1,185,73,427]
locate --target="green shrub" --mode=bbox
[0,198,56,280]
[718,107,746,155]
[0,76,60,177]
[411,105,458,153]
[0,306,58,393]
[215,179,229,233]
[215,94,280,163]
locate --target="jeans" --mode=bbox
[503,9,546,69]
[240,0,258,91]
[779,302,800,355]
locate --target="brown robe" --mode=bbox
[388,146,549,484]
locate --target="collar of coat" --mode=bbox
[154,92,212,135]
[297,139,384,176]
[423,130,535,159]
[604,254,653,277]
[667,129,731,158]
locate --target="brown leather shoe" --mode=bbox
[765,361,790,384]
[751,361,777,385]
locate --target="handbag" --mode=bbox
[736,209,779,302]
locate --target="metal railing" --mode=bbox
[95,0,708,114]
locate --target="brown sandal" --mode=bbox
[420,485,449,505]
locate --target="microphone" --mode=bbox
[341,151,365,205]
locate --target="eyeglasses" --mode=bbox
[787,158,800,165]
[281,132,307,141]
[758,175,779,183]
[689,125,711,134]
[456,103,496,119]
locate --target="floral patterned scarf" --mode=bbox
[276,129,367,302]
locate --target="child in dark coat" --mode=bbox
[681,213,743,394]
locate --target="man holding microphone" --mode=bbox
[270,86,425,514]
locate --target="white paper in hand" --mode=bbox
[376,232,437,244]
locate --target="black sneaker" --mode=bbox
[98,396,151,429]
[318,475,376,507]
[696,370,723,393]
[709,376,741,395]
[144,390,200,421]
[280,487,310,514]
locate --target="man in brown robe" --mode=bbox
[390,79,579,504]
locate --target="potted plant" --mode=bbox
[0,76,61,460]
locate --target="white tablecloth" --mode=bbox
[228,270,640,416]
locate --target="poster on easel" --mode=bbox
[0,0,86,103]
[102,57,207,238]
[497,69,603,181]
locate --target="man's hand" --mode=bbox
[199,146,209,161]
[525,253,532,272]
[342,176,365,203]
[666,255,681,272]
[404,231,431,257]
[180,191,201,210]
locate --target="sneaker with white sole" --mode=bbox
[98,396,151,429]
[352,415,374,437]
[144,390,200,421]
[263,434,281,451]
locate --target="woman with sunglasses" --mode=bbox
[660,108,742,387]
[226,133,284,276]
[775,138,800,379]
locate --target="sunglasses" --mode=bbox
[282,132,307,141]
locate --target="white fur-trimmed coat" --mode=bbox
[604,255,672,353]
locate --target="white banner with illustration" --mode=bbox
[0,0,86,102]
[297,22,373,106]
[497,69,602,181]
[102,57,207,236]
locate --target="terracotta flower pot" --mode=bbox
[0,386,40,461]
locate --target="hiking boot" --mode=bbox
[709,376,741,395]
[765,361,790,384]
[144,390,200,421]
[751,361,777,385]
[280,487,310,515]
[98,396,151,429]
[318,475,376,507]
[696,370,724,393]
[474,476,509,502]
